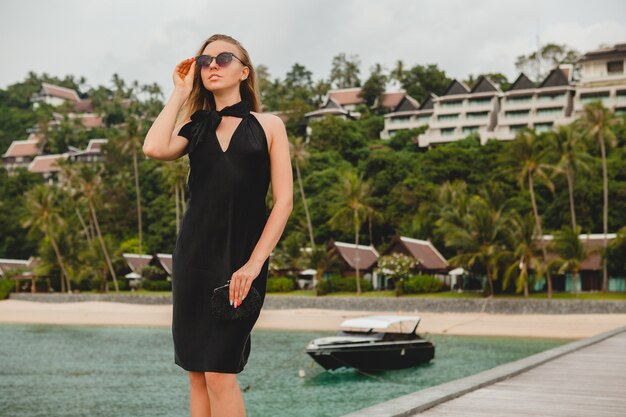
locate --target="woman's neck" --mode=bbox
[213,94,243,111]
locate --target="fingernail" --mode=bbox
[242,296,245,301]
[230,299,233,306]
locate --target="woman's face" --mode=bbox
[199,40,249,92]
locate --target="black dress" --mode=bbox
[171,99,271,373]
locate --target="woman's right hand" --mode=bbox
[173,57,196,96]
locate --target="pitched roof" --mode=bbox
[379,91,407,109]
[396,236,449,270]
[443,79,470,96]
[539,67,571,88]
[470,76,501,94]
[419,93,436,110]
[122,253,154,272]
[509,73,536,91]
[393,95,421,112]
[28,154,67,173]
[541,233,617,271]
[2,139,42,158]
[0,256,38,275]
[41,82,81,102]
[156,253,173,275]
[578,42,626,63]
[327,87,364,106]
[380,236,449,270]
[326,88,408,110]
[329,240,379,270]
[86,138,107,152]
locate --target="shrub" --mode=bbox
[142,280,172,291]
[324,274,373,293]
[0,279,15,300]
[402,274,443,294]
[266,277,295,292]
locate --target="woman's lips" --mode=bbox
[209,74,221,80]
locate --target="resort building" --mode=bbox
[574,42,626,117]
[539,233,624,292]
[67,138,108,164]
[1,132,46,172]
[326,239,380,287]
[380,93,432,140]
[374,42,625,146]
[417,76,502,146]
[303,87,408,138]
[382,235,449,274]
[28,153,69,182]
[493,65,576,140]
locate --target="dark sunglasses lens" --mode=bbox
[196,55,210,67]
[216,52,233,67]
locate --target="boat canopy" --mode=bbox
[339,315,421,334]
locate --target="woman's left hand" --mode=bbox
[230,258,264,308]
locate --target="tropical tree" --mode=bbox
[577,101,623,292]
[327,170,377,295]
[503,210,543,297]
[289,136,315,248]
[500,128,555,298]
[114,113,146,255]
[546,123,593,230]
[73,164,120,293]
[22,184,72,293]
[549,225,587,297]
[157,157,189,234]
[436,187,510,297]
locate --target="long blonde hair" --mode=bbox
[177,34,261,125]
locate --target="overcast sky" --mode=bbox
[1,0,625,99]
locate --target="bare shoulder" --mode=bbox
[250,111,286,151]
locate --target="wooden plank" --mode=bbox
[413,332,626,416]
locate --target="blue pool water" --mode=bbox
[0,323,572,417]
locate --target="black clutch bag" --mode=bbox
[209,279,263,321]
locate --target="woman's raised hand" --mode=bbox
[173,57,196,95]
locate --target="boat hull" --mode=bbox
[306,340,434,371]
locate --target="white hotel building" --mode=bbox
[379,42,626,147]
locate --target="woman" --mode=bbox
[143,34,293,417]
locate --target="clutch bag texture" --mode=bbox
[209,279,262,321]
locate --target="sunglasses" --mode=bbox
[195,52,245,69]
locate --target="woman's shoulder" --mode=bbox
[250,111,286,149]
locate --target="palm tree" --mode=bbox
[546,123,593,230]
[501,128,555,299]
[157,157,189,235]
[307,244,337,294]
[436,191,509,297]
[57,160,95,246]
[503,211,543,298]
[549,226,587,297]
[115,114,146,255]
[73,164,120,293]
[22,184,72,293]
[577,101,623,292]
[289,136,315,249]
[327,170,377,295]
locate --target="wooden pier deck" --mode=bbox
[343,325,626,417]
[411,328,626,416]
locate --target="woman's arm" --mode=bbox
[142,89,192,161]
[231,114,294,306]
[143,57,195,161]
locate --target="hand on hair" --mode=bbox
[173,57,195,95]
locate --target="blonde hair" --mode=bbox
[177,34,261,125]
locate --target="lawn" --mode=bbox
[96,289,626,300]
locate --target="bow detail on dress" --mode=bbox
[187,99,251,154]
